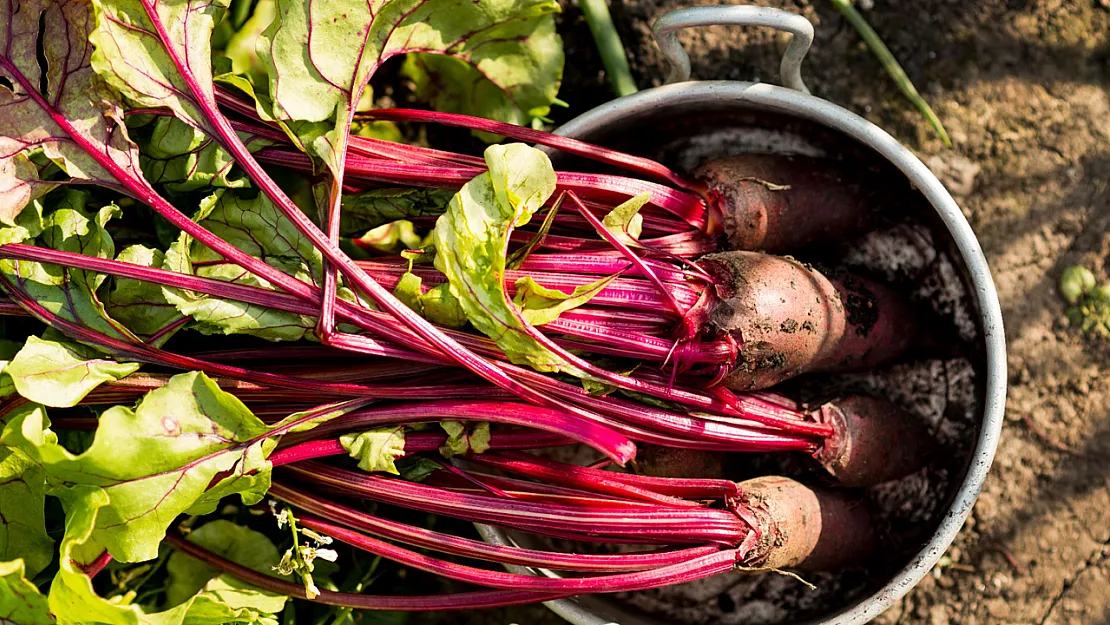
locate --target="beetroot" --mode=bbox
[738,476,876,571]
[697,155,876,253]
[700,251,917,391]
[814,395,936,487]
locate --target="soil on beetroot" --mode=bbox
[402,1,1110,623]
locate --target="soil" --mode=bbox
[414,0,1110,623]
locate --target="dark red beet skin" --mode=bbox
[696,155,875,253]
[698,251,916,391]
[629,395,935,488]
[737,476,876,571]
[814,395,937,487]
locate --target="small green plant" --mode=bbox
[1059,265,1110,337]
[580,0,638,97]
[830,0,952,147]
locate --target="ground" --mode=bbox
[429,0,1110,623]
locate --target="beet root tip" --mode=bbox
[737,476,876,571]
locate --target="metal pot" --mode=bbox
[477,5,1006,624]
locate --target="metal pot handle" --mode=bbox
[653,5,813,93]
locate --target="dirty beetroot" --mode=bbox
[0,0,987,623]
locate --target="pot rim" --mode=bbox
[478,79,1007,625]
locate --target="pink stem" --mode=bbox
[0,274,425,397]
[281,400,637,461]
[431,457,518,499]
[269,430,571,467]
[353,261,705,314]
[283,462,747,545]
[272,483,721,572]
[165,531,567,610]
[272,149,705,230]
[505,365,825,447]
[356,108,697,192]
[77,550,113,578]
[470,451,740,501]
[465,453,703,508]
[566,192,688,323]
[427,470,663,507]
[299,513,738,593]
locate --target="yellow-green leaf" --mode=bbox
[513,274,617,326]
[340,427,406,475]
[0,559,53,625]
[8,336,140,408]
[432,144,580,374]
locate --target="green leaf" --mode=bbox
[581,378,617,397]
[222,0,278,85]
[392,273,424,316]
[0,197,145,347]
[340,427,406,475]
[45,487,280,625]
[350,119,403,142]
[39,201,122,313]
[1060,265,1097,304]
[0,448,52,577]
[506,197,562,271]
[1,380,368,566]
[257,0,560,175]
[104,246,187,343]
[422,284,467,329]
[89,0,229,132]
[355,221,429,256]
[432,143,578,373]
[270,398,375,436]
[601,192,650,244]
[396,456,442,483]
[438,421,490,458]
[0,154,54,227]
[1,373,275,562]
[1,0,150,220]
[212,74,310,153]
[47,485,139,624]
[0,559,53,625]
[133,116,275,193]
[513,274,617,326]
[165,520,286,619]
[0,193,45,246]
[0,338,22,400]
[163,191,321,342]
[339,188,454,236]
[400,8,563,141]
[7,336,140,408]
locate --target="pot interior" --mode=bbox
[503,100,990,625]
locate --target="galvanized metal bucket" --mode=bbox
[478,6,1007,624]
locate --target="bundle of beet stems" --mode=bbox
[0,0,937,616]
